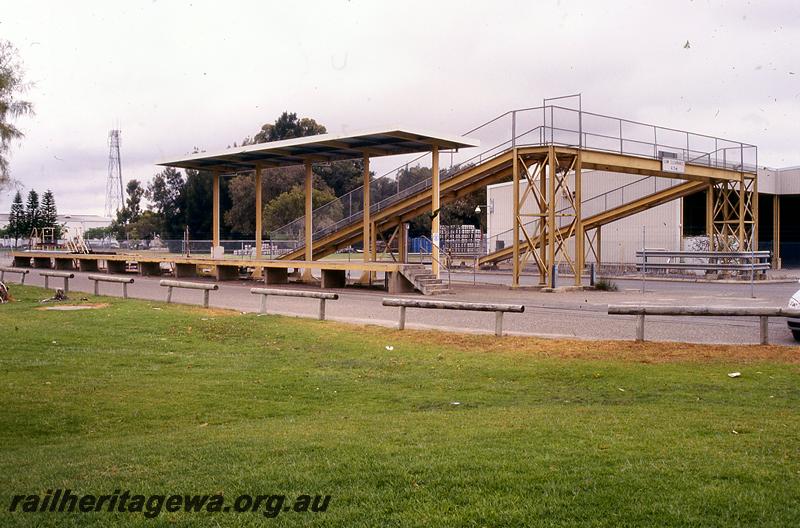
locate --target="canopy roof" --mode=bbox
[159,128,480,173]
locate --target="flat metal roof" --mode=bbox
[159,127,480,172]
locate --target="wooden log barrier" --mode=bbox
[0,266,30,285]
[607,305,800,345]
[39,271,75,293]
[159,279,219,308]
[88,274,135,299]
[382,298,525,337]
[250,288,339,321]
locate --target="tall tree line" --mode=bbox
[5,188,60,246]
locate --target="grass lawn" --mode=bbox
[1,284,799,527]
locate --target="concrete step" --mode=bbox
[422,286,452,295]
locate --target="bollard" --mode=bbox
[759,316,769,345]
[590,263,596,287]
[635,313,645,342]
[260,293,268,314]
[495,311,504,337]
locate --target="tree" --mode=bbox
[314,160,364,197]
[7,190,24,245]
[110,179,147,239]
[0,40,34,189]
[147,167,185,238]
[127,211,162,241]
[224,168,336,237]
[252,112,326,144]
[124,179,144,223]
[40,189,60,238]
[371,176,397,206]
[24,189,40,236]
[440,189,486,231]
[84,226,113,240]
[263,185,339,236]
[398,164,431,190]
[181,169,218,239]
[225,113,332,237]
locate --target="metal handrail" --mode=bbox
[417,234,452,289]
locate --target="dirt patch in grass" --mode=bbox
[337,322,800,365]
[36,303,110,311]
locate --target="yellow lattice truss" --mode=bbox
[708,174,757,252]
[512,147,583,287]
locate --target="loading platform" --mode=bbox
[10,251,420,294]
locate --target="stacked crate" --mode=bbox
[441,225,482,256]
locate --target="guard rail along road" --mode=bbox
[250,288,339,321]
[636,250,771,274]
[160,280,218,308]
[40,271,74,293]
[382,298,524,336]
[88,274,135,299]
[0,266,29,285]
[608,305,800,345]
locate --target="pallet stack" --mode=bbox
[441,225,482,256]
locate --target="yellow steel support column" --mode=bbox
[706,185,714,251]
[738,174,746,250]
[752,176,758,252]
[431,145,440,278]
[773,194,781,269]
[512,148,520,287]
[371,222,378,261]
[212,171,220,252]
[574,153,583,286]
[369,222,378,283]
[254,165,263,278]
[720,181,732,251]
[303,160,314,281]
[397,221,407,263]
[359,155,371,284]
[596,226,602,265]
[547,147,556,286]
[538,158,547,285]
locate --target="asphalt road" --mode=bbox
[4,258,799,346]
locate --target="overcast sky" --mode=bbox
[1,0,798,216]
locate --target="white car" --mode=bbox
[789,283,800,342]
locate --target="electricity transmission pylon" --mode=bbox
[105,129,123,218]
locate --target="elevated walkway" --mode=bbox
[265,100,757,289]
